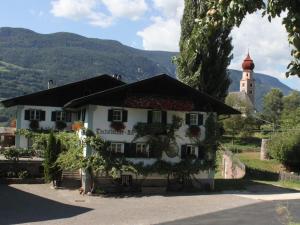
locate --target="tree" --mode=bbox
[283,91,300,111]
[176,0,233,101]
[262,89,283,127]
[43,131,62,187]
[223,94,257,138]
[198,0,300,77]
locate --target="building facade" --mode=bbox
[2,74,239,191]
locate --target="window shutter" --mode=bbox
[162,111,167,124]
[198,114,204,126]
[77,111,81,120]
[181,145,187,159]
[40,111,46,121]
[66,112,72,122]
[51,111,56,121]
[147,111,153,124]
[198,145,205,160]
[124,143,130,157]
[82,109,86,121]
[185,113,190,125]
[122,110,128,122]
[108,109,113,122]
[24,110,30,120]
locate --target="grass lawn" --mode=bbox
[220,136,261,152]
[237,152,282,173]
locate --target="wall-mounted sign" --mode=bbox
[96,129,135,135]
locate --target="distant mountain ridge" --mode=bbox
[0,27,294,111]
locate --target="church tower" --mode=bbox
[240,53,255,105]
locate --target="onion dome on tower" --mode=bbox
[242,53,255,71]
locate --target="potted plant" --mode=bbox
[72,121,84,131]
[29,120,39,130]
[110,121,125,131]
[186,125,201,138]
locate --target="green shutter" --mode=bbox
[198,114,204,126]
[185,113,190,125]
[147,111,153,124]
[181,145,187,159]
[198,145,205,159]
[162,111,167,124]
[122,110,128,122]
[51,111,56,121]
[108,109,113,122]
[24,110,30,120]
[40,111,46,121]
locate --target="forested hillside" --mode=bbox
[0,27,294,120]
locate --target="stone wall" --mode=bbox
[222,150,246,179]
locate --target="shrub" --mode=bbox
[29,120,39,130]
[55,121,67,130]
[268,130,300,172]
[3,148,20,161]
[18,170,30,179]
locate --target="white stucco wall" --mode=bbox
[83,105,209,164]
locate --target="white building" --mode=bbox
[2,74,239,191]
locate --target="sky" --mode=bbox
[0,0,299,90]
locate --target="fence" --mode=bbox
[280,172,300,182]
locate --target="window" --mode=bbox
[186,145,197,156]
[186,113,203,126]
[25,109,45,121]
[109,143,123,154]
[52,111,72,122]
[30,110,40,120]
[242,83,245,87]
[152,111,162,123]
[250,83,253,87]
[56,111,66,121]
[112,110,122,122]
[136,143,148,157]
[189,114,198,126]
[121,175,132,186]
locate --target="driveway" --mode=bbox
[0,184,299,225]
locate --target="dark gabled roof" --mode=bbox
[64,74,240,115]
[1,74,125,107]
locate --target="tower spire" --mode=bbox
[240,53,255,106]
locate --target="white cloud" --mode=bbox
[102,0,147,21]
[50,0,148,28]
[137,0,183,51]
[230,11,291,78]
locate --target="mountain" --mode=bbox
[0,27,294,116]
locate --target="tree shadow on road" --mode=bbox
[0,184,92,225]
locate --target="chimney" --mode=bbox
[113,74,122,81]
[48,80,54,89]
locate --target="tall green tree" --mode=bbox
[283,91,300,111]
[262,89,284,127]
[43,131,62,187]
[176,0,233,101]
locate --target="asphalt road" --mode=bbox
[0,184,299,225]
